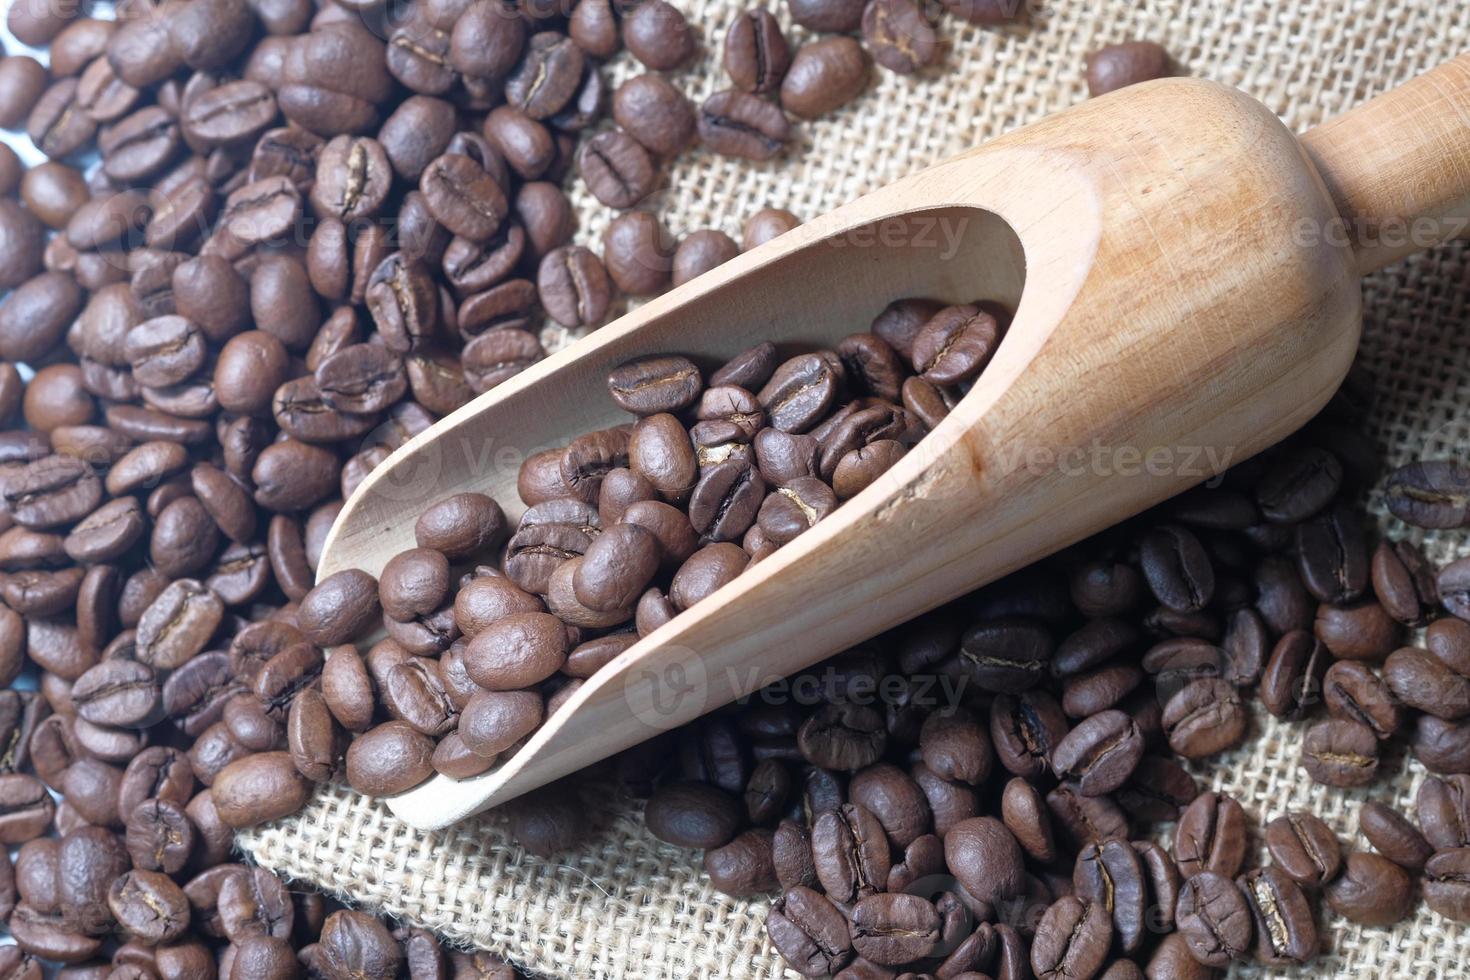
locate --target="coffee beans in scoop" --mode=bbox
[299,297,1006,792]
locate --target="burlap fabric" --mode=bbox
[239,1,1470,976]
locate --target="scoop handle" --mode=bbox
[1301,54,1470,275]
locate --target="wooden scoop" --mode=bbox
[320,58,1470,830]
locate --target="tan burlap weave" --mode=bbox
[240,1,1470,975]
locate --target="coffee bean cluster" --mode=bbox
[293,297,1003,798]
[599,370,1470,976]
[0,0,1022,977]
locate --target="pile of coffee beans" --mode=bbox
[595,370,1470,976]
[0,0,1035,972]
[290,297,1003,796]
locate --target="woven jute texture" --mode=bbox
[240,1,1470,976]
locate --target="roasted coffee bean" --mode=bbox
[669,231,742,290]
[108,870,190,944]
[1062,661,1144,717]
[211,751,312,828]
[318,909,402,979]
[797,703,886,771]
[1417,774,1470,850]
[1372,539,1439,626]
[1253,553,1313,635]
[314,343,408,415]
[1174,871,1251,967]
[848,892,940,967]
[321,645,376,734]
[136,579,223,671]
[1359,801,1434,871]
[725,9,791,94]
[608,356,702,417]
[464,612,568,691]
[703,827,777,896]
[421,153,508,243]
[644,781,742,849]
[0,55,49,129]
[768,885,853,977]
[781,38,869,120]
[1410,714,1470,774]
[1000,777,1059,864]
[1133,839,1183,934]
[862,0,940,74]
[1175,792,1247,879]
[689,460,765,542]
[772,818,819,893]
[1162,678,1246,758]
[1031,896,1112,980]
[1322,660,1400,739]
[538,245,612,328]
[754,478,836,544]
[1385,645,1470,719]
[1260,630,1329,720]
[945,815,1025,906]
[1086,41,1170,96]
[458,689,544,759]
[1302,718,1379,787]
[622,0,696,70]
[609,75,695,161]
[124,798,195,875]
[1324,851,1414,925]
[1050,710,1144,796]
[415,493,508,561]
[990,690,1069,779]
[1236,866,1316,965]
[848,763,930,848]
[699,89,791,160]
[789,0,866,32]
[1383,459,1470,528]
[1139,525,1215,613]
[1263,811,1340,887]
[1423,848,1470,923]
[918,708,991,787]
[380,548,452,624]
[1144,932,1211,980]
[1440,557,1470,620]
[506,31,584,119]
[1315,599,1400,662]
[954,617,1050,693]
[603,210,675,296]
[216,863,294,942]
[72,659,161,729]
[809,802,887,903]
[1296,503,1369,604]
[910,304,1001,386]
[1073,838,1147,954]
[1253,446,1341,523]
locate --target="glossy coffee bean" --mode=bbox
[1175,870,1251,967]
[1302,718,1380,787]
[1030,896,1112,980]
[1383,459,1470,528]
[1086,41,1170,96]
[1237,865,1316,965]
[1359,801,1434,871]
[1324,851,1414,925]
[1264,811,1340,887]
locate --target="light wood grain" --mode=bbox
[314,57,1470,828]
[1301,56,1470,275]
